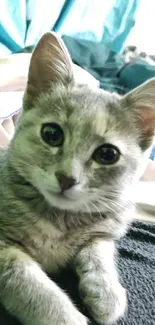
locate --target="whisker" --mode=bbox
[82,199,93,219]
[97,196,125,210]
[90,201,102,219]
[94,198,122,220]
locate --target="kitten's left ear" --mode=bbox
[25,32,74,105]
[121,78,155,149]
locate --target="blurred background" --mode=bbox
[1,0,155,55]
[0,0,155,182]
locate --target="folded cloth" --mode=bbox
[62,35,155,96]
[119,58,155,90]
[62,35,126,94]
[0,54,29,123]
[0,52,99,129]
[0,92,22,123]
[0,220,154,325]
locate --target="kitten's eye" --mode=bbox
[92,144,120,165]
[41,123,64,147]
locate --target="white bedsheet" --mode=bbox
[0,91,23,123]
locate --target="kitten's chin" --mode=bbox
[43,190,108,215]
[44,191,85,212]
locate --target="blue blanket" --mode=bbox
[0,0,139,55]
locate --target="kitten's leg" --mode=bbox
[74,240,126,324]
[0,244,88,325]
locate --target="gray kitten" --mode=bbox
[0,32,155,325]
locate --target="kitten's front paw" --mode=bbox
[80,276,127,324]
[64,309,88,325]
[33,308,88,325]
[56,305,88,325]
[28,299,88,325]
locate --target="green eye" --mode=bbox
[92,144,120,165]
[41,123,64,147]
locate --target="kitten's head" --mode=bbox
[10,32,155,214]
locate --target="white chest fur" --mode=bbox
[17,212,120,273]
[19,217,96,273]
[20,221,77,273]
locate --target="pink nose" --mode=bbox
[55,172,76,191]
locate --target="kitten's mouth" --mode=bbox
[44,189,84,211]
[47,190,75,201]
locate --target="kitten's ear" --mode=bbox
[25,32,74,104]
[121,78,155,149]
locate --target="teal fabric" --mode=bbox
[0,0,140,55]
[119,58,155,89]
[0,0,27,53]
[101,0,140,52]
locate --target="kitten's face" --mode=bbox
[11,84,143,213]
[10,32,155,214]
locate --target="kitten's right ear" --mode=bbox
[25,32,74,105]
[121,78,155,149]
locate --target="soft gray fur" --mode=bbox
[0,32,155,325]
